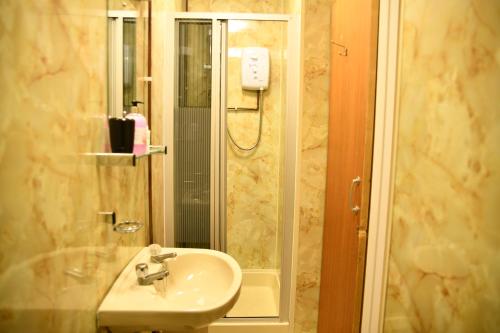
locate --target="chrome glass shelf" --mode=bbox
[85,145,167,167]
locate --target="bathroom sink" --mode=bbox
[97,247,242,332]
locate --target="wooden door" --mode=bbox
[317,0,379,332]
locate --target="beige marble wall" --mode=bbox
[0,1,149,332]
[225,20,287,269]
[285,0,302,15]
[187,0,285,13]
[384,1,500,332]
[293,0,330,332]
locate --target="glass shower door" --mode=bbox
[223,19,287,318]
[173,20,213,248]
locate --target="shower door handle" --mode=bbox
[349,176,361,214]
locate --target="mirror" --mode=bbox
[107,0,149,118]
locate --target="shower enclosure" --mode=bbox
[164,13,299,323]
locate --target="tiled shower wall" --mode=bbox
[224,20,287,270]
[0,1,149,332]
[291,0,330,332]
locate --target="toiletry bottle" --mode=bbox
[108,112,135,153]
[125,101,148,155]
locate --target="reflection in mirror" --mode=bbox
[107,1,149,120]
[123,17,137,113]
[107,10,138,117]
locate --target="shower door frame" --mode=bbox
[167,18,222,250]
[164,12,301,325]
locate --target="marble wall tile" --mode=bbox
[187,0,285,13]
[0,1,149,332]
[284,0,302,15]
[293,0,330,332]
[225,20,287,269]
[385,1,500,332]
[109,0,137,10]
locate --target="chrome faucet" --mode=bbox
[150,252,177,263]
[135,263,169,286]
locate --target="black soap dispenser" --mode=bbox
[108,112,135,153]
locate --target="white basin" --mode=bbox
[97,247,242,332]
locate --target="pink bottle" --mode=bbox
[125,102,148,155]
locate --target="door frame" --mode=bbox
[361,0,400,331]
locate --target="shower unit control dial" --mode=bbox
[241,47,270,91]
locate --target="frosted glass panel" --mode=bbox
[174,21,212,248]
[123,18,136,112]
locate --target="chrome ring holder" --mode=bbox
[98,211,143,233]
[113,221,143,233]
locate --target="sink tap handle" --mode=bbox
[135,263,148,279]
[151,252,177,263]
